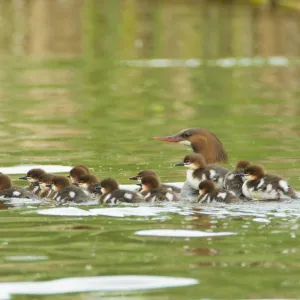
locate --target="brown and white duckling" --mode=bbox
[0,174,35,199]
[19,168,46,194]
[77,174,101,195]
[48,176,90,204]
[68,165,90,185]
[154,128,228,163]
[140,175,179,202]
[223,160,251,197]
[198,180,238,204]
[129,170,181,193]
[38,173,56,198]
[98,178,144,205]
[242,165,297,201]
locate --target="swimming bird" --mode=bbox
[19,168,46,195]
[198,180,238,204]
[0,174,35,199]
[38,173,56,198]
[48,176,90,204]
[77,174,101,196]
[129,170,181,193]
[154,128,227,163]
[68,165,90,185]
[242,165,297,201]
[139,175,179,202]
[223,160,251,197]
[98,178,144,204]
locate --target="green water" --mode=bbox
[1,0,300,298]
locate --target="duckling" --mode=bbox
[49,176,90,204]
[129,170,181,193]
[140,175,179,202]
[98,178,144,204]
[19,168,46,194]
[38,173,56,198]
[198,180,238,204]
[0,174,35,199]
[68,165,90,185]
[242,165,297,201]
[223,160,251,197]
[77,174,101,195]
[154,128,228,163]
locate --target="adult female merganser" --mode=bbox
[38,174,55,198]
[154,128,228,163]
[77,174,101,196]
[98,178,144,204]
[175,153,229,190]
[223,160,251,197]
[139,175,179,202]
[0,174,35,198]
[242,165,297,201]
[19,168,46,195]
[198,180,238,204]
[48,176,90,204]
[68,165,90,184]
[129,170,181,193]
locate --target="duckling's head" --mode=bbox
[78,174,98,190]
[154,128,227,163]
[50,176,71,191]
[0,174,12,190]
[235,160,251,170]
[141,175,160,192]
[19,168,46,183]
[68,166,89,183]
[244,165,265,181]
[175,153,206,170]
[39,174,55,191]
[129,170,157,181]
[198,180,216,196]
[99,178,119,195]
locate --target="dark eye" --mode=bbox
[182,132,191,138]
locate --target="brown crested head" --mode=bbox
[129,170,157,180]
[176,153,206,169]
[244,165,265,180]
[198,180,216,194]
[69,166,89,182]
[75,165,90,174]
[235,160,251,170]
[100,178,119,193]
[141,175,160,191]
[154,128,227,164]
[51,176,71,191]
[0,174,12,190]
[78,174,98,185]
[19,168,46,181]
[39,174,55,184]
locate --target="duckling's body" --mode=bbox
[129,170,181,194]
[242,165,297,201]
[77,174,101,196]
[38,174,56,198]
[140,175,179,202]
[19,168,46,195]
[99,178,144,205]
[154,128,228,163]
[198,180,238,204]
[223,160,251,197]
[50,176,90,204]
[68,165,90,185]
[0,174,35,199]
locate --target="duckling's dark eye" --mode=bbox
[182,132,191,138]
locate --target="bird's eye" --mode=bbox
[182,132,191,138]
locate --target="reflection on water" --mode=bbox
[1,0,300,299]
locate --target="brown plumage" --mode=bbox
[78,174,101,195]
[68,165,90,183]
[99,178,143,204]
[38,173,55,198]
[140,175,178,202]
[19,168,46,195]
[198,180,238,203]
[154,128,227,163]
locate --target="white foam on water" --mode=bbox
[37,207,97,217]
[5,256,48,262]
[135,229,237,238]
[0,165,72,175]
[252,218,271,223]
[119,182,183,191]
[0,275,198,299]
